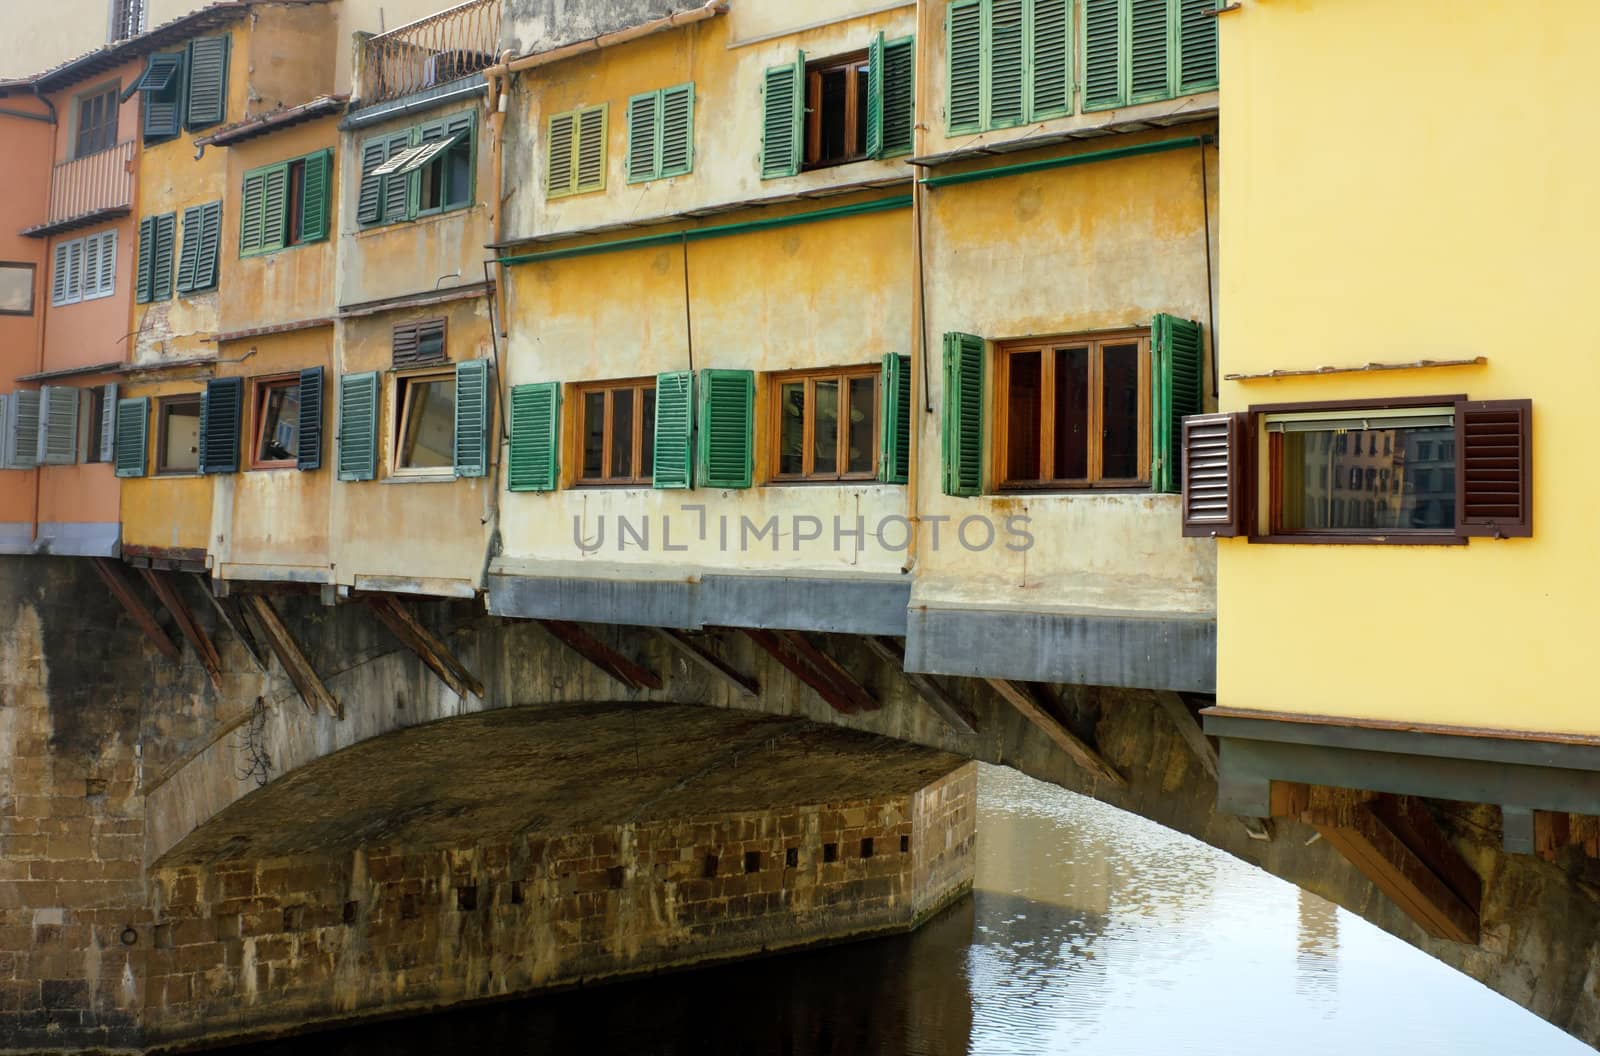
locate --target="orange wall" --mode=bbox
[0,95,53,531]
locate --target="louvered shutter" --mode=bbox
[382,130,414,221]
[989,0,1026,128]
[337,371,379,481]
[453,359,490,478]
[150,214,175,301]
[259,165,288,253]
[879,37,915,156]
[878,353,911,485]
[575,106,607,193]
[547,111,575,196]
[659,83,694,178]
[175,204,204,292]
[867,33,886,159]
[239,169,267,254]
[626,91,659,183]
[760,54,804,179]
[0,397,8,468]
[1028,0,1070,118]
[1181,412,1246,538]
[51,242,71,306]
[300,150,332,243]
[1130,0,1171,101]
[2,391,39,470]
[1082,0,1123,110]
[392,318,446,367]
[142,52,183,141]
[653,370,693,489]
[199,376,242,474]
[1178,0,1219,93]
[114,397,149,478]
[135,218,156,303]
[83,231,115,299]
[696,369,753,489]
[508,381,560,492]
[941,332,984,497]
[193,201,222,290]
[98,383,118,463]
[36,386,80,465]
[357,137,387,226]
[1455,399,1531,538]
[1153,314,1203,493]
[184,35,229,130]
[947,0,982,134]
[52,239,84,307]
[297,367,323,471]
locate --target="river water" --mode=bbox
[227,765,1586,1056]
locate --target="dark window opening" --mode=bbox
[286,159,306,246]
[804,52,870,170]
[84,387,107,463]
[822,842,838,864]
[75,86,119,158]
[342,901,358,925]
[607,866,626,889]
[577,379,657,486]
[743,851,762,874]
[282,906,305,931]
[860,837,874,859]
[703,854,719,879]
[420,135,474,213]
[785,847,799,869]
[400,893,419,920]
[900,835,910,854]
[510,881,525,905]
[456,886,477,911]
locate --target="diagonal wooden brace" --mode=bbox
[138,567,224,692]
[91,558,181,666]
[742,629,874,715]
[986,677,1126,787]
[651,627,759,699]
[367,594,485,699]
[539,620,662,692]
[861,635,976,734]
[242,594,342,719]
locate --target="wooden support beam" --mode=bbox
[539,620,662,692]
[742,629,870,715]
[651,628,759,699]
[191,573,268,673]
[138,567,224,692]
[861,636,976,734]
[90,558,181,665]
[984,678,1126,788]
[367,594,485,699]
[1155,690,1218,781]
[778,631,877,712]
[1370,796,1482,915]
[243,594,341,719]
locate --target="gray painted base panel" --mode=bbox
[0,522,119,557]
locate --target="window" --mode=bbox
[358,112,476,225]
[546,105,606,198]
[1081,0,1218,112]
[0,263,35,315]
[137,52,184,142]
[393,371,456,473]
[156,394,202,474]
[74,85,119,158]
[81,385,116,464]
[947,0,1070,134]
[109,0,146,41]
[241,151,331,255]
[52,231,117,307]
[575,378,656,485]
[393,318,446,367]
[135,36,229,142]
[994,332,1149,488]
[771,366,879,481]
[626,83,694,183]
[805,53,870,168]
[135,213,175,303]
[250,376,301,469]
[761,34,914,179]
[175,201,222,292]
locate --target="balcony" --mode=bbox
[357,0,501,108]
[22,140,136,239]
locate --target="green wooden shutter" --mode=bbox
[878,353,911,485]
[867,33,886,159]
[239,169,266,254]
[1152,313,1203,493]
[508,381,560,492]
[942,332,985,497]
[114,397,149,478]
[175,202,222,293]
[2,391,39,470]
[1130,0,1171,101]
[259,164,289,253]
[760,53,804,179]
[337,371,379,481]
[296,367,323,472]
[659,83,694,178]
[141,52,184,142]
[695,369,753,489]
[184,35,229,130]
[989,0,1026,128]
[575,106,607,193]
[357,137,386,226]
[947,0,982,133]
[626,90,659,183]
[135,217,155,303]
[36,386,80,466]
[1027,0,1071,119]
[150,213,176,301]
[653,370,694,489]
[175,205,203,292]
[1082,0,1123,110]
[382,130,415,220]
[453,359,490,478]
[879,37,916,156]
[1178,0,1218,92]
[98,382,118,463]
[300,149,332,243]
[547,111,575,196]
[199,376,242,474]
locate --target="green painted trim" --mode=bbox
[497,195,913,267]
[919,134,1207,189]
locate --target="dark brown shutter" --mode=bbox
[1181,411,1248,538]
[392,318,447,368]
[1455,398,1531,538]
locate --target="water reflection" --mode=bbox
[220,765,1586,1056]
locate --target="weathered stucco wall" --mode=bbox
[503,0,699,66]
[119,377,214,557]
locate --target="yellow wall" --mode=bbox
[119,377,214,556]
[1216,0,1599,734]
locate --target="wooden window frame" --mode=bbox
[73,82,120,160]
[247,373,299,471]
[154,393,201,476]
[571,377,656,487]
[992,329,1151,491]
[768,365,880,483]
[390,367,457,478]
[0,262,35,316]
[803,51,870,171]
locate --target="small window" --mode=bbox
[393,371,456,473]
[804,53,870,169]
[0,263,34,315]
[771,366,878,481]
[156,394,201,474]
[250,376,301,469]
[81,387,106,463]
[995,332,1150,489]
[74,85,119,158]
[575,378,656,486]
[418,133,474,214]
[286,159,306,246]
[109,0,146,41]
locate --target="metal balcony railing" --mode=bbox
[358,0,501,107]
[36,140,136,233]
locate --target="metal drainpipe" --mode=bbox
[903,3,932,580]
[27,88,62,550]
[477,59,515,597]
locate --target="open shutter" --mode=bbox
[941,332,984,497]
[299,150,332,243]
[52,241,72,306]
[653,370,694,489]
[659,83,694,178]
[114,397,149,478]
[175,204,204,292]
[135,218,155,303]
[453,359,490,478]
[382,130,415,221]
[866,33,886,159]
[1029,0,1071,119]
[239,169,267,254]
[141,52,184,141]
[696,369,753,489]
[337,372,379,481]
[1082,0,1123,110]
[259,165,288,254]
[879,37,916,156]
[2,391,39,470]
[760,53,804,179]
[98,383,118,463]
[989,0,1027,128]
[1181,412,1247,538]
[192,201,222,291]
[1130,0,1171,101]
[575,106,607,193]
[1153,314,1204,493]
[199,376,242,474]
[1178,0,1219,93]
[36,386,80,465]
[1455,399,1531,538]
[357,137,387,225]
[150,214,176,301]
[184,35,229,130]
[626,91,659,183]
[508,382,560,492]
[547,111,575,196]
[296,367,324,471]
[947,0,982,133]
[878,353,911,484]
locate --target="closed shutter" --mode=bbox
[199,376,242,474]
[149,215,175,301]
[1028,0,1071,119]
[695,369,753,489]
[1181,412,1246,538]
[184,35,229,130]
[626,91,659,183]
[575,106,607,193]
[1082,0,1122,110]
[3,390,40,469]
[1455,399,1531,538]
[357,137,387,226]
[508,381,560,492]
[36,386,80,465]
[296,367,324,471]
[336,372,379,481]
[547,111,575,196]
[114,397,149,478]
[382,130,415,220]
[259,164,289,254]
[239,169,267,254]
[299,149,332,243]
[192,201,222,290]
[760,53,804,179]
[52,239,83,307]
[941,332,984,497]
[393,318,446,367]
[947,0,982,133]
[135,218,155,303]
[98,383,119,463]
[1178,0,1219,93]
[1152,314,1203,493]
[879,37,916,156]
[85,231,117,299]
[659,83,694,178]
[878,353,912,485]
[453,359,490,478]
[142,52,184,141]
[1130,0,1171,101]
[175,203,206,292]
[652,370,694,489]
[989,0,1026,128]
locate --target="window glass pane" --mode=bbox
[286,161,306,245]
[1100,342,1140,480]
[610,388,634,479]
[256,384,300,462]
[1052,347,1089,480]
[399,378,454,468]
[161,401,200,472]
[582,391,605,478]
[818,68,849,163]
[1275,422,1456,532]
[0,265,33,314]
[1005,349,1042,481]
[420,158,443,211]
[639,388,656,478]
[444,141,472,207]
[854,64,869,156]
[779,382,805,475]
[846,376,875,475]
[812,379,840,475]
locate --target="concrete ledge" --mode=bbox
[0,522,120,557]
[486,571,698,627]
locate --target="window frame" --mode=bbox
[154,393,202,476]
[73,82,120,159]
[768,364,881,483]
[803,51,871,171]
[247,374,301,471]
[571,377,657,487]
[992,329,1152,491]
[546,104,608,200]
[390,367,457,478]
[0,262,35,316]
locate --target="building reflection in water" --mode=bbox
[1295,888,1340,1006]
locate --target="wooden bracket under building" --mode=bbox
[742,629,876,715]
[651,628,759,699]
[1155,691,1271,841]
[539,619,662,692]
[986,678,1126,788]
[137,567,224,692]
[366,594,485,699]
[861,636,976,734]
[192,573,268,673]
[90,558,181,666]
[242,594,342,719]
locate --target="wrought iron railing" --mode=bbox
[358,0,501,106]
[46,140,136,228]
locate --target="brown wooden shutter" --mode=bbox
[1455,398,1531,538]
[1181,411,1248,538]
[392,318,447,368]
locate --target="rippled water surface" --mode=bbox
[227,765,1586,1055]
